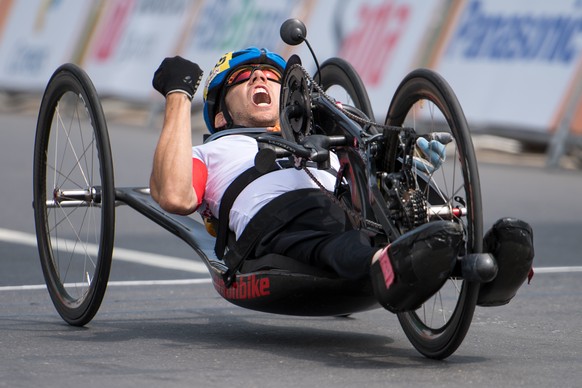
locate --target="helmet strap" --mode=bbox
[223,108,234,129]
[216,88,235,130]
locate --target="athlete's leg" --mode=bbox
[255,192,376,279]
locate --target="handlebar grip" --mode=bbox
[328,135,348,147]
[256,135,312,158]
[256,134,347,166]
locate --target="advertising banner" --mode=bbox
[1,0,581,143]
[430,0,582,134]
[296,0,445,120]
[0,0,94,91]
[79,0,195,100]
[179,0,314,104]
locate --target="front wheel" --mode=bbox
[385,68,483,359]
[33,63,115,326]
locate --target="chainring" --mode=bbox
[279,60,312,144]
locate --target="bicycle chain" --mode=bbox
[284,64,392,231]
[302,165,383,230]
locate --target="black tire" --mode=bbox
[316,57,374,121]
[33,63,115,326]
[385,68,483,359]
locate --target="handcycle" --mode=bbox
[33,19,493,360]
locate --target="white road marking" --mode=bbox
[2,228,581,293]
[0,278,212,292]
[533,266,582,274]
[0,227,208,273]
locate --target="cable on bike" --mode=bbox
[291,63,413,135]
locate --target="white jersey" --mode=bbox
[191,135,339,239]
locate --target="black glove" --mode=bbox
[152,56,203,100]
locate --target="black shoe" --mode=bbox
[370,221,464,313]
[477,218,534,306]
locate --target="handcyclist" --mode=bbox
[149,47,534,311]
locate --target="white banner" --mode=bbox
[179,0,313,104]
[80,0,194,101]
[1,0,581,140]
[0,0,93,91]
[296,0,445,120]
[432,0,582,133]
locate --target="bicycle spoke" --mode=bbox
[395,97,469,332]
[46,96,102,302]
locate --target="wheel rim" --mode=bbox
[317,58,374,120]
[387,70,482,359]
[34,65,114,325]
[398,98,473,332]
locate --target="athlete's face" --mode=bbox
[220,66,281,128]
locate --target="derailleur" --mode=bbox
[380,171,428,233]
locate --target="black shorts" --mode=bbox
[243,189,376,280]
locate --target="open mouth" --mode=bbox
[252,87,271,106]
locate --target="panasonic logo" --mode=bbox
[446,0,582,63]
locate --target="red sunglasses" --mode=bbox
[226,64,282,87]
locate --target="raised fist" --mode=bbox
[152,56,203,100]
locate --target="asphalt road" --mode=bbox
[1,111,581,387]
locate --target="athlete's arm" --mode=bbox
[150,93,199,215]
[150,56,204,215]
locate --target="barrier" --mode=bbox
[0,0,581,166]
